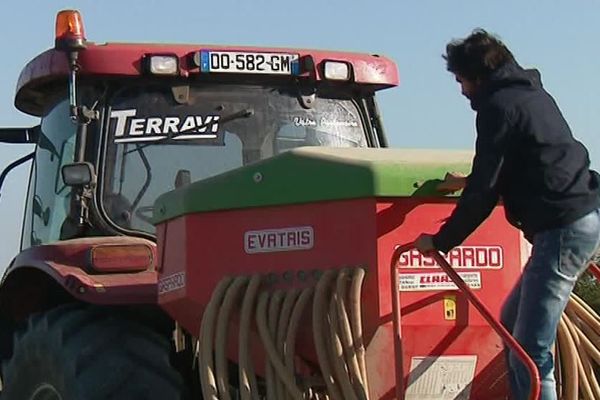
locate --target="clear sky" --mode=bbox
[0,1,599,269]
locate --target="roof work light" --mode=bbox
[55,10,87,51]
[143,55,180,75]
[323,61,351,81]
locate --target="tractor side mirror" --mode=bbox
[62,162,96,187]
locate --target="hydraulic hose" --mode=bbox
[256,292,305,400]
[266,290,285,400]
[565,314,594,399]
[556,291,600,400]
[276,288,300,400]
[313,270,344,400]
[215,276,249,400]
[336,269,367,400]
[197,268,370,399]
[350,268,369,395]
[328,293,360,400]
[239,275,261,400]
[285,287,314,376]
[557,318,578,400]
[199,277,233,400]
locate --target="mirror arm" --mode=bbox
[75,186,93,226]
[65,51,98,163]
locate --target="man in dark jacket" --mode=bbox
[415,29,600,400]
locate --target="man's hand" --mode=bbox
[415,234,436,256]
[437,171,468,193]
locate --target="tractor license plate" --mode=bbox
[199,50,300,75]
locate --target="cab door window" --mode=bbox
[30,99,77,245]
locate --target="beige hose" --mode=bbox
[555,292,600,400]
[313,270,344,400]
[570,295,600,337]
[256,292,305,400]
[329,293,360,400]
[276,288,300,400]
[578,320,600,354]
[285,287,314,377]
[197,267,371,399]
[336,269,367,400]
[557,318,578,400]
[350,268,369,396]
[215,276,249,400]
[573,321,600,366]
[572,294,600,323]
[581,347,600,400]
[266,290,285,400]
[199,277,233,400]
[565,314,594,399]
[239,275,261,400]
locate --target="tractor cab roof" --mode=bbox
[16,42,399,117]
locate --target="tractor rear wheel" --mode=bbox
[1,304,184,400]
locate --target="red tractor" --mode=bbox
[3,9,599,400]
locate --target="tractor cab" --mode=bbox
[1,10,396,251]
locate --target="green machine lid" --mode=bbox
[153,147,473,224]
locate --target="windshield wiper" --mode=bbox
[124,108,254,154]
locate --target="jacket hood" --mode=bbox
[470,62,542,110]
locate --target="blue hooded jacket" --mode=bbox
[433,62,600,252]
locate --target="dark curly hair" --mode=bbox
[444,29,516,81]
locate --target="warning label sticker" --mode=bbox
[399,272,481,292]
[405,355,477,400]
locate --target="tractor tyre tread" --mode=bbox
[2,304,183,400]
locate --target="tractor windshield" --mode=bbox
[101,83,370,233]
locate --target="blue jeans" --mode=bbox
[500,208,600,400]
